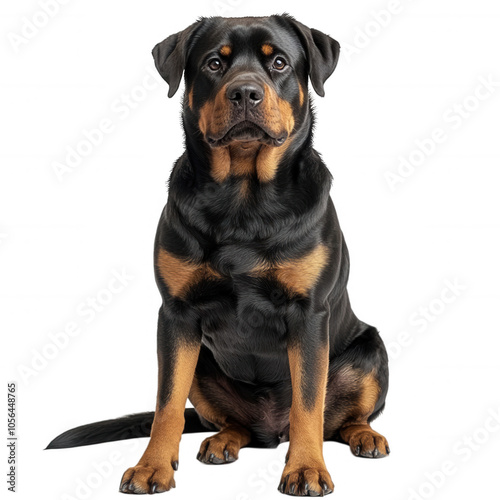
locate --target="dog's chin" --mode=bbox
[207,121,287,148]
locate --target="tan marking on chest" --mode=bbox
[256,141,291,182]
[209,141,289,185]
[251,244,329,295]
[239,178,251,198]
[210,147,231,183]
[156,249,222,299]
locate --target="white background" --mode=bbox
[2,0,500,499]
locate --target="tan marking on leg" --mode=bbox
[220,45,232,57]
[156,249,222,299]
[356,372,381,419]
[261,44,274,56]
[147,344,201,459]
[189,375,227,427]
[337,371,390,458]
[287,346,328,460]
[279,345,333,495]
[120,343,201,493]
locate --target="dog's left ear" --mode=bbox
[152,21,201,98]
[285,17,340,97]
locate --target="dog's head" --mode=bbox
[152,15,340,150]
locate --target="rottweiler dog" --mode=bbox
[47,14,390,496]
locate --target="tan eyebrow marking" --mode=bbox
[261,44,274,56]
[220,45,232,56]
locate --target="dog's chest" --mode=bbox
[155,237,328,382]
[156,242,328,303]
[196,270,290,383]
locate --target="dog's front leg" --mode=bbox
[279,309,334,496]
[120,307,200,494]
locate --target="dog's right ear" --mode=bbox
[152,21,201,98]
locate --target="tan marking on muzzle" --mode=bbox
[261,84,295,138]
[202,82,296,183]
[198,84,231,139]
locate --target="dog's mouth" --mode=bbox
[207,121,287,148]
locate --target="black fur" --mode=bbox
[45,409,207,449]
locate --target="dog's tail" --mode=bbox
[45,408,208,449]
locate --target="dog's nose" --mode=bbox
[227,81,264,107]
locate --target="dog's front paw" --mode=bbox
[119,462,177,494]
[278,464,334,496]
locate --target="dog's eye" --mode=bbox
[272,57,287,70]
[207,58,222,71]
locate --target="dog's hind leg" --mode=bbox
[190,373,251,464]
[189,352,252,465]
[324,326,390,458]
